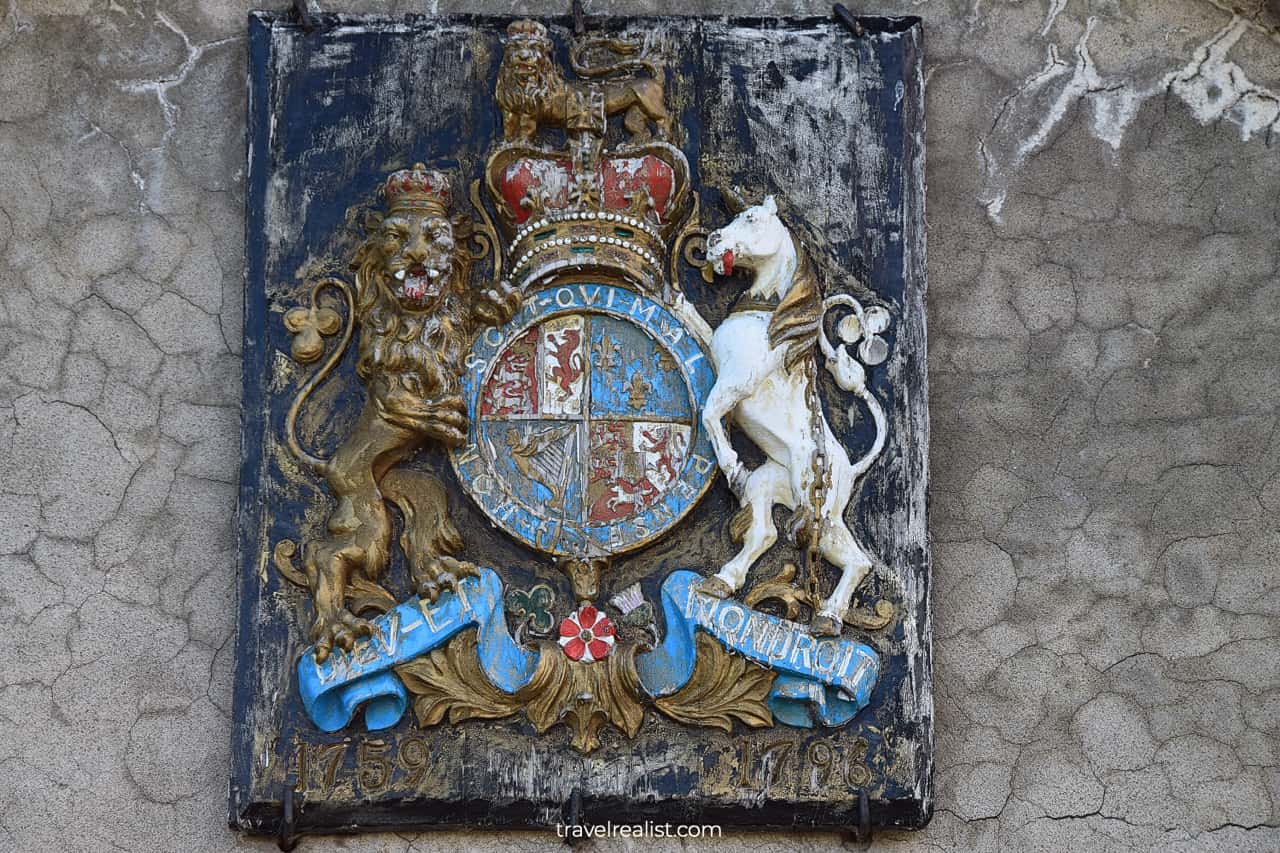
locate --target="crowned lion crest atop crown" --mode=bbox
[487,18,691,302]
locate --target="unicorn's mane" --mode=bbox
[767,244,822,372]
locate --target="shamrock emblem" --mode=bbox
[284,301,342,364]
[557,605,616,663]
[823,300,893,394]
[504,584,556,635]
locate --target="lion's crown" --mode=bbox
[384,163,451,215]
[506,18,550,46]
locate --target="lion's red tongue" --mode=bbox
[403,267,428,300]
[721,250,734,276]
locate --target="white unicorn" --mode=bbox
[670,196,891,636]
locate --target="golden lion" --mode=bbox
[277,165,519,662]
[496,19,670,143]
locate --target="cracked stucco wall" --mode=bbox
[1,0,1278,850]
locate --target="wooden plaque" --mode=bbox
[232,10,930,842]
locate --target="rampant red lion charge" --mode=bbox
[545,327,584,399]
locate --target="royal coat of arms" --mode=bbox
[233,10,930,843]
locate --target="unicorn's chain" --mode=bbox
[803,351,829,606]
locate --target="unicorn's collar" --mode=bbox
[730,291,782,314]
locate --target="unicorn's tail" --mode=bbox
[818,295,890,480]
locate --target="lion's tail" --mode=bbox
[570,37,661,79]
[284,277,356,474]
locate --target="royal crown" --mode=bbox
[485,146,690,294]
[506,18,551,46]
[485,20,689,296]
[384,163,451,215]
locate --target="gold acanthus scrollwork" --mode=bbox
[652,633,776,732]
[396,630,646,754]
[395,630,778,753]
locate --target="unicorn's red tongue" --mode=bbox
[721,250,734,276]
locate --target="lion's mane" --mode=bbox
[349,240,474,405]
[496,46,566,118]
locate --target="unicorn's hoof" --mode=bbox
[696,576,734,599]
[810,613,843,637]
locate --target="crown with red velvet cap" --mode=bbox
[483,138,691,292]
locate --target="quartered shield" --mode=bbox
[454,283,717,557]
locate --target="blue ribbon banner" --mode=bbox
[637,571,880,727]
[297,569,537,732]
[298,568,880,732]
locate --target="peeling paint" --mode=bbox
[1164,16,1280,142]
[3,0,1280,849]
[981,12,1280,223]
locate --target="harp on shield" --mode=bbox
[508,424,578,505]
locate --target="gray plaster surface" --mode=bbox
[1,0,1278,850]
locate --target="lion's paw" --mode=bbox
[310,610,375,663]
[413,556,480,604]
